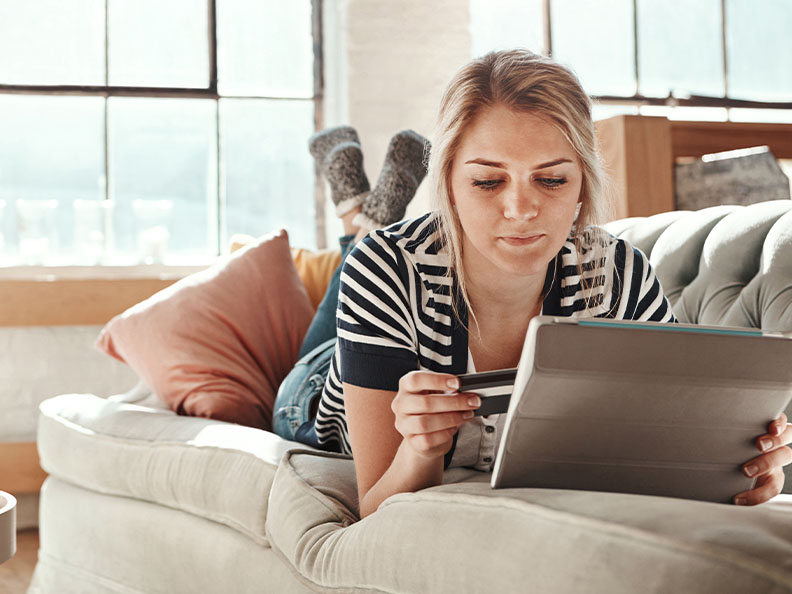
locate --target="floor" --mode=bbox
[0,530,38,594]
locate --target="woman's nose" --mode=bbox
[503,183,539,221]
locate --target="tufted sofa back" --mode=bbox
[606,200,792,332]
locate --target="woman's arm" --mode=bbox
[345,372,480,518]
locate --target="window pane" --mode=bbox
[0,0,105,85]
[109,98,217,263]
[0,96,104,264]
[221,99,315,249]
[727,0,792,102]
[217,0,313,97]
[637,0,724,98]
[592,104,638,121]
[470,0,544,57]
[108,0,209,88]
[551,0,635,96]
[728,108,792,124]
[638,105,728,122]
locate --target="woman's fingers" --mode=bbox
[734,467,785,506]
[403,427,459,457]
[756,421,792,453]
[741,445,792,480]
[399,370,461,395]
[395,409,474,436]
[735,416,792,505]
[392,370,480,459]
[769,413,789,438]
[393,391,480,415]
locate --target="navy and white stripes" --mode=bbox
[314,213,675,454]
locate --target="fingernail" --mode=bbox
[462,410,474,419]
[775,424,785,436]
[744,464,758,478]
[734,497,748,506]
[468,396,481,407]
[447,378,459,390]
[760,438,773,452]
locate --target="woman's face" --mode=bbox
[449,104,583,281]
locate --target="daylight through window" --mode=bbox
[0,0,318,267]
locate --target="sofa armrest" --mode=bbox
[38,393,311,545]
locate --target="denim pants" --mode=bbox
[272,234,355,444]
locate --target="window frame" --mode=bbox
[542,0,792,112]
[0,0,326,260]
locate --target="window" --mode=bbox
[0,0,319,266]
[469,0,792,123]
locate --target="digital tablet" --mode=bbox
[461,316,792,503]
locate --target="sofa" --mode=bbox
[28,201,792,594]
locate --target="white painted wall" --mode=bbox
[323,0,471,235]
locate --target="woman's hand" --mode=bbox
[733,413,792,505]
[391,370,480,460]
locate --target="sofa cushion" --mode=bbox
[267,449,792,594]
[38,393,312,545]
[95,228,316,431]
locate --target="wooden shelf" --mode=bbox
[595,115,792,220]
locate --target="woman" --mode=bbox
[306,50,791,517]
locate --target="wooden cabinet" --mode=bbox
[595,115,792,219]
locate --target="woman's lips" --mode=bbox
[499,234,545,246]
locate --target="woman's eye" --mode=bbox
[537,177,567,190]
[471,179,503,191]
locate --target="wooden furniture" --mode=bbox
[595,115,792,219]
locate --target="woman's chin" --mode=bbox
[491,254,551,279]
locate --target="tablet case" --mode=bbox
[489,317,792,503]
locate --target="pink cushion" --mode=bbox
[96,229,315,430]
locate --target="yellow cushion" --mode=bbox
[290,247,342,310]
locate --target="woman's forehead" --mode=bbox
[455,105,578,167]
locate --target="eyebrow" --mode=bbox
[464,157,572,170]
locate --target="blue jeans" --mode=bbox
[272,234,355,444]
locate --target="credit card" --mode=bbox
[457,368,517,416]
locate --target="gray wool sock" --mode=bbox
[356,130,430,229]
[309,126,370,216]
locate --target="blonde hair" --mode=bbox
[428,49,612,326]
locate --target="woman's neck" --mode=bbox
[460,246,546,320]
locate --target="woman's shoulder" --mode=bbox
[350,212,448,270]
[361,212,442,252]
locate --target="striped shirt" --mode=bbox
[314,212,675,465]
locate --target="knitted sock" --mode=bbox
[309,126,370,216]
[355,130,430,229]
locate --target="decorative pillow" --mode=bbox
[96,229,315,431]
[230,233,342,310]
